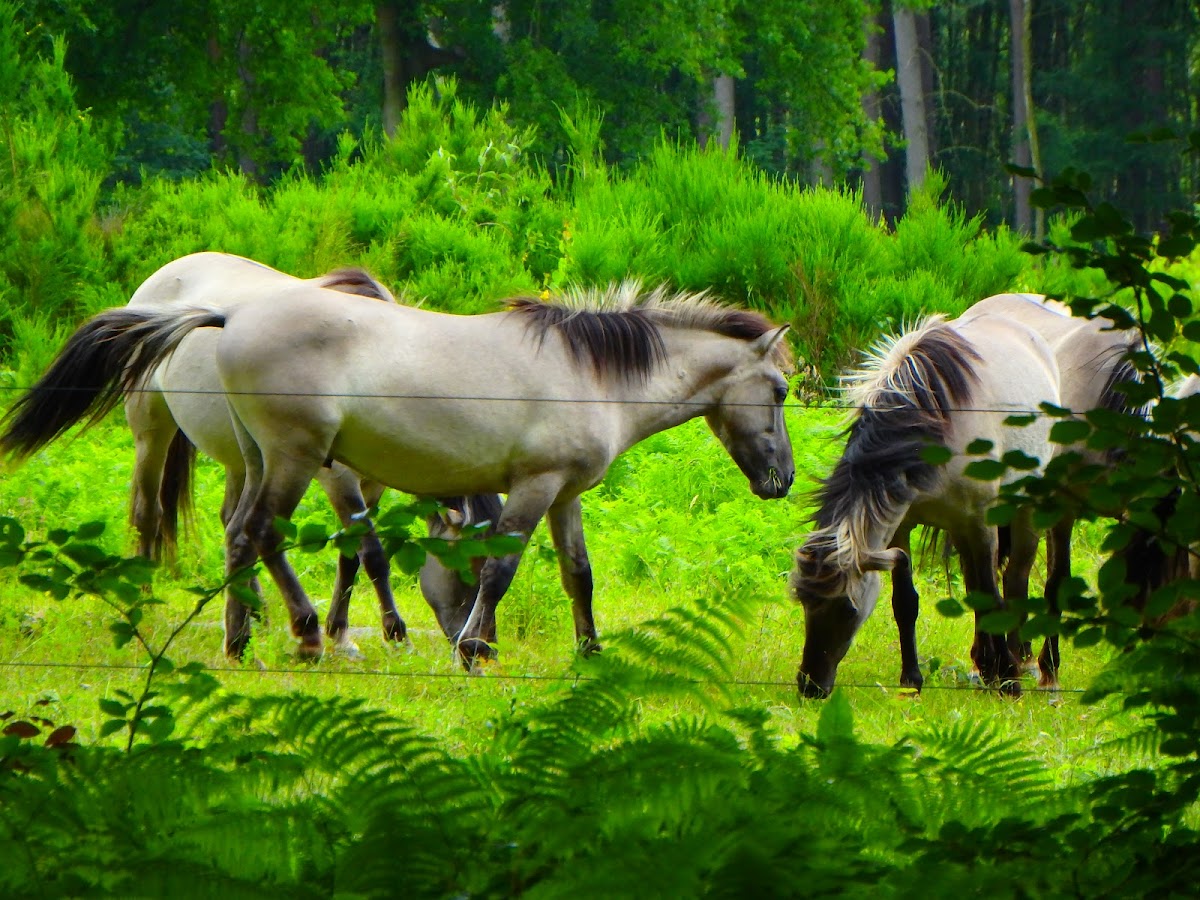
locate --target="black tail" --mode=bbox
[158,429,198,563]
[0,307,226,461]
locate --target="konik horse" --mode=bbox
[790,309,1059,697]
[4,282,794,662]
[2,252,493,654]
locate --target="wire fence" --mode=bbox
[0,380,1124,418]
[0,657,1088,695]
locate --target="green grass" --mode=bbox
[0,406,1152,780]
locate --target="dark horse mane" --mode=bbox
[315,268,396,303]
[812,319,982,534]
[505,283,788,382]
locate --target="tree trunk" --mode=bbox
[915,9,937,162]
[377,3,403,136]
[377,3,467,137]
[1010,0,1032,234]
[207,33,227,161]
[893,5,929,194]
[860,14,883,220]
[713,74,735,150]
[236,33,258,177]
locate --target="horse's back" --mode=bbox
[963,292,1135,416]
[946,312,1059,479]
[126,252,297,311]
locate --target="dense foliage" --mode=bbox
[2,8,1200,895]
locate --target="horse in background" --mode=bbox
[955,292,1142,688]
[2,252,495,655]
[790,309,1059,698]
[2,282,794,662]
[1117,374,1200,622]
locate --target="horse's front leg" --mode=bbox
[547,496,598,654]
[457,474,563,666]
[888,528,922,690]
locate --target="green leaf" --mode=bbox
[99,698,129,717]
[815,690,854,742]
[964,459,1006,481]
[1049,420,1092,445]
[919,444,952,465]
[978,611,1019,635]
[75,521,107,541]
[965,439,994,455]
[935,598,965,618]
[109,621,136,650]
[394,541,427,575]
[297,522,329,552]
[1073,628,1104,648]
[99,719,128,738]
[0,517,25,548]
[272,517,298,540]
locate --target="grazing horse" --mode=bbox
[790,310,1059,698]
[3,283,794,661]
[954,292,1142,688]
[1118,374,1200,620]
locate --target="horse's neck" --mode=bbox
[613,329,736,447]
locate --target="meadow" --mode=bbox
[0,399,1143,778]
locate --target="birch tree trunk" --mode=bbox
[860,14,883,219]
[712,74,736,151]
[893,5,929,194]
[1010,0,1033,233]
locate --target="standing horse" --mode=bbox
[2,252,494,654]
[2,283,794,661]
[790,310,1059,698]
[121,252,407,651]
[955,293,1141,688]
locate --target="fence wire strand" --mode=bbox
[0,657,1088,694]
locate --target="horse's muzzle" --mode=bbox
[797,669,833,699]
[753,466,794,499]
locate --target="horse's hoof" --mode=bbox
[899,668,924,692]
[332,640,364,661]
[998,678,1022,699]
[381,615,408,643]
[296,638,324,661]
[456,638,496,669]
[578,639,603,657]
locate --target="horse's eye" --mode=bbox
[773,384,788,403]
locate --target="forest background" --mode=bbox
[2,0,1200,895]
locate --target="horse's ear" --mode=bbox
[860,547,908,573]
[754,324,791,359]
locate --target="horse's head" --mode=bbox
[419,495,502,639]
[790,535,906,698]
[705,325,795,500]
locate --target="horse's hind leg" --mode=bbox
[889,527,922,690]
[1001,514,1040,674]
[317,466,406,652]
[125,390,175,561]
[1037,519,1073,689]
[243,458,327,658]
[221,465,265,635]
[548,496,599,654]
[957,526,1021,697]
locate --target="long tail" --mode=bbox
[158,429,198,563]
[0,307,227,461]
